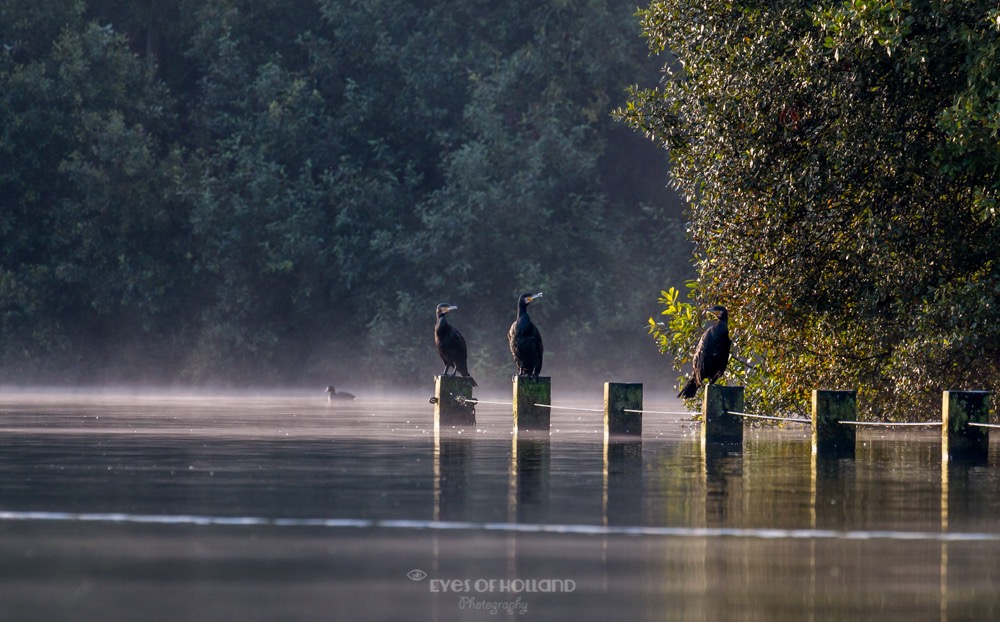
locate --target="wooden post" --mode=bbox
[942,390,989,462]
[702,384,743,445]
[811,390,856,457]
[434,375,476,429]
[604,382,642,437]
[513,376,551,432]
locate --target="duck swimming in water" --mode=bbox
[325,386,355,402]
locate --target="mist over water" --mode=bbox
[0,388,999,620]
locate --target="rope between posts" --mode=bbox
[727,411,812,424]
[623,408,696,416]
[533,404,604,413]
[838,421,943,427]
[968,422,1000,429]
[460,398,513,406]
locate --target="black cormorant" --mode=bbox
[677,305,731,399]
[325,386,355,402]
[508,292,543,379]
[434,303,477,386]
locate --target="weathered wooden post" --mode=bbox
[811,390,856,457]
[702,384,743,445]
[942,390,989,462]
[604,382,642,437]
[434,375,476,430]
[513,376,551,432]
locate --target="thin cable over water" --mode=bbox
[623,409,696,416]
[533,404,604,413]
[727,411,811,424]
[968,422,1000,429]
[838,421,943,427]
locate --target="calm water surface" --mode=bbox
[0,389,998,621]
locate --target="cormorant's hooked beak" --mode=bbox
[527,293,543,304]
[437,303,458,314]
[704,305,726,317]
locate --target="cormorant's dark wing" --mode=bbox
[509,322,543,375]
[531,325,543,375]
[452,327,469,369]
[438,326,462,366]
[690,327,713,385]
[699,324,731,382]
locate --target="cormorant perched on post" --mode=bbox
[325,386,355,402]
[508,292,543,379]
[435,303,477,386]
[677,305,731,399]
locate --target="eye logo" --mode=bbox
[407,569,428,581]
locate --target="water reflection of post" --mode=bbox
[940,448,984,622]
[508,431,551,523]
[433,428,473,622]
[940,390,988,622]
[601,434,643,604]
[809,453,854,531]
[507,431,551,577]
[941,455,949,622]
[810,450,854,621]
[702,444,743,527]
[602,436,642,526]
[433,430,473,523]
[698,435,742,620]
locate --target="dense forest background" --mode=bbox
[0,0,691,390]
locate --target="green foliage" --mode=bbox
[619,0,1000,417]
[0,4,186,380]
[648,286,697,361]
[0,0,689,386]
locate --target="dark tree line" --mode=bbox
[0,0,690,389]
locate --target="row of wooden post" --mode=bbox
[703,385,993,461]
[433,375,643,436]
[433,376,992,461]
